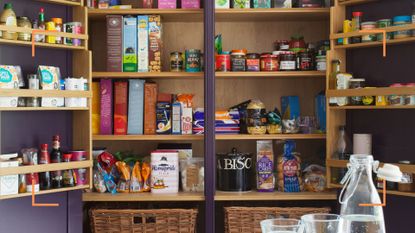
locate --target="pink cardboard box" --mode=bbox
[181,0,200,8]
[159,0,177,8]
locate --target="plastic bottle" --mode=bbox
[351,11,363,43]
[0,3,17,40]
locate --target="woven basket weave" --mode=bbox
[90,208,198,233]
[224,206,331,233]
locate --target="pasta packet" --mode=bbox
[130,161,144,192]
[115,161,131,193]
[141,162,151,192]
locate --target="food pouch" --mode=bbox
[115,161,131,193]
[141,162,151,192]
[277,140,303,192]
[130,161,144,192]
[93,165,106,193]
[97,163,116,194]
[256,140,275,192]
[98,152,116,173]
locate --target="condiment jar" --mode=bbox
[260,53,278,71]
[388,83,405,106]
[215,52,231,72]
[361,22,377,42]
[274,40,289,51]
[316,55,326,71]
[51,18,63,44]
[246,53,260,71]
[405,83,415,105]
[349,78,365,105]
[377,19,392,41]
[16,16,32,41]
[297,52,312,71]
[185,49,201,72]
[398,161,414,192]
[289,35,306,53]
[170,51,183,72]
[279,51,296,71]
[393,16,412,39]
[231,49,246,72]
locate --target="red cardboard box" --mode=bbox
[114,81,128,135]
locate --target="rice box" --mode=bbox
[0,66,19,107]
[151,151,179,193]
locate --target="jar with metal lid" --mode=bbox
[216,52,231,72]
[260,53,278,71]
[27,74,40,107]
[405,83,415,105]
[279,51,296,71]
[388,83,405,105]
[297,52,312,71]
[361,22,377,42]
[216,148,253,192]
[398,161,414,192]
[393,16,412,39]
[170,51,183,72]
[51,18,63,44]
[231,50,246,72]
[362,87,375,105]
[246,53,260,71]
[289,35,306,53]
[377,19,392,41]
[16,17,31,41]
[316,55,326,71]
[274,40,289,51]
[349,78,365,105]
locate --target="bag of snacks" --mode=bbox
[247,99,267,135]
[115,161,131,193]
[97,163,117,194]
[141,162,151,192]
[256,140,275,192]
[277,140,303,192]
[303,165,326,192]
[130,161,144,192]
[266,108,282,134]
[93,165,106,193]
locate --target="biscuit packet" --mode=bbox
[141,162,151,192]
[115,161,131,193]
[130,161,144,192]
[277,140,303,192]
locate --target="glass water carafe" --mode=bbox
[339,154,385,233]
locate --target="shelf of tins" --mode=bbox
[87,7,330,22]
[330,24,415,50]
[0,185,89,200]
[0,24,88,51]
[92,134,326,141]
[82,192,205,202]
[337,0,378,6]
[215,191,337,201]
[36,0,83,7]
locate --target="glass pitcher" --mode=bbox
[339,154,385,233]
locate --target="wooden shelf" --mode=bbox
[93,134,203,141]
[0,185,89,200]
[216,134,326,140]
[36,0,82,6]
[83,192,205,202]
[0,90,92,98]
[329,183,415,198]
[326,159,415,174]
[216,71,326,78]
[0,160,92,176]
[215,8,330,22]
[0,38,86,50]
[329,105,415,110]
[215,191,337,201]
[333,37,415,50]
[337,0,377,6]
[0,107,89,111]
[327,87,415,98]
[88,8,203,22]
[92,71,203,79]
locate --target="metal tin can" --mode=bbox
[393,16,412,39]
[377,19,392,41]
[71,150,87,186]
[46,21,56,44]
[343,20,352,45]
[216,148,253,192]
[170,52,183,72]
[215,53,231,71]
[16,17,32,41]
[185,49,201,72]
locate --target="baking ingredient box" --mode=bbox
[114,81,128,135]
[137,15,149,72]
[100,79,113,135]
[0,155,19,196]
[151,151,179,194]
[128,79,145,134]
[156,93,172,134]
[144,82,158,134]
[281,96,300,120]
[158,0,177,8]
[148,15,162,72]
[92,81,101,135]
[106,15,123,72]
[123,16,138,72]
[181,0,200,8]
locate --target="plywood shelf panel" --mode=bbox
[0,185,89,200]
[327,87,415,97]
[333,37,415,50]
[329,105,415,110]
[326,159,415,173]
[216,134,326,140]
[338,0,378,6]
[0,90,92,98]
[0,161,92,176]
[83,192,205,202]
[329,183,415,198]
[36,0,82,6]
[0,107,89,111]
[0,38,86,50]
[92,72,203,79]
[216,71,326,78]
[215,191,337,201]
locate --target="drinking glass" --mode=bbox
[260,218,301,233]
[301,214,340,233]
[339,214,385,233]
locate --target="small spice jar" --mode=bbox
[16,17,32,41]
[362,87,375,106]
[170,51,183,72]
[398,161,414,192]
[393,16,412,39]
[215,52,231,72]
[246,53,260,71]
[274,40,289,51]
[361,22,377,42]
[260,53,278,71]
[51,18,63,44]
[231,49,246,72]
[316,55,326,71]
[279,51,296,71]
[405,83,415,105]
[377,19,392,41]
[289,35,306,53]
[388,83,405,105]
[297,51,312,71]
[349,78,365,105]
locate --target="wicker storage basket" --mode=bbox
[90,208,198,233]
[224,206,331,233]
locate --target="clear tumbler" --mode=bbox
[260,218,301,233]
[301,214,340,233]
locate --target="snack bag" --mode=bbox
[97,163,116,194]
[98,151,117,173]
[277,140,303,192]
[303,164,326,192]
[130,161,144,192]
[141,162,151,192]
[93,165,106,193]
[256,140,275,192]
[115,161,131,193]
[176,94,194,108]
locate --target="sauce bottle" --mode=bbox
[62,154,75,187]
[50,135,63,188]
[0,3,18,40]
[36,8,46,43]
[38,143,51,190]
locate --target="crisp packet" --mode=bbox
[130,161,144,192]
[93,165,106,193]
[141,162,151,192]
[97,163,116,194]
[115,161,131,193]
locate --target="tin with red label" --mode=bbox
[215,53,231,71]
[260,54,278,71]
[246,53,260,71]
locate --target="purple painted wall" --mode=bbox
[347,1,415,233]
[0,1,81,233]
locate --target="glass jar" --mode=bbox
[246,53,260,71]
[16,16,32,41]
[297,52,312,71]
[393,16,412,39]
[361,22,377,42]
[289,35,306,53]
[316,55,326,71]
[260,53,278,71]
[231,50,246,72]
[376,19,392,41]
[170,51,183,72]
[388,83,405,105]
[405,83,415,105]
[274,40,289,51]
[339,155,386,233]
[349,78,365,105]
[279,51,296,71]
[216,52,231,72]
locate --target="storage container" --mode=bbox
[393,16,412,39]
[180,158,204,192]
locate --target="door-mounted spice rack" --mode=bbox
[36,0,83,7]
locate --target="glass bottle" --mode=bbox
[38,143,51,190]
[62,153,75,187]
[50,135,63,188]
[339,154,385,233]
[329,60,341,106]
[331,126,351,183]
[0,3,17,40]
[36,8,45,43]
[351,11,363,44]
